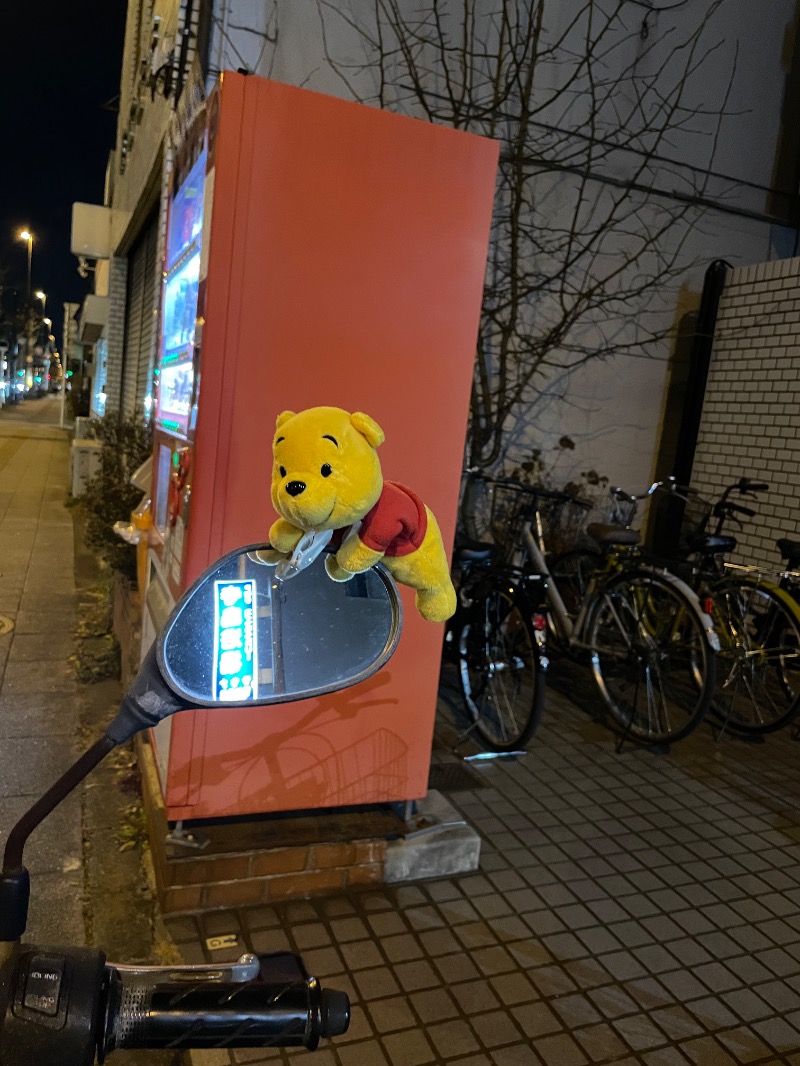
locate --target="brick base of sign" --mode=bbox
[136,736,480,914]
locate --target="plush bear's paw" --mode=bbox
[416,586,457,623]
[247,548,285,566]
[269,519,305,554]
[326,555,356,582]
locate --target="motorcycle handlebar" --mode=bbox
[104,973,349,1054]
[0,947,350,1064]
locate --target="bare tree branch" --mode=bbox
[316,0,741,467]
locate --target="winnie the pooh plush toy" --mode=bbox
[265,406,457,623]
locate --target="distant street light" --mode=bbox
[17,230,33,300]
[35,290,47,315]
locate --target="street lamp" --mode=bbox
[17,230,33,300]
[35,291,46,316]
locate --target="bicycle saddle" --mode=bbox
[776,537,800,565]
[586,523,640,546]
[684,532,736,554]
[455,540,496,562]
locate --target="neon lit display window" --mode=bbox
[156,147,207,437]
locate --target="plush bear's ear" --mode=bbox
[351,412,385,449]
[275,410,296,431]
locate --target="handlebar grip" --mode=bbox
[742,481,769,493]
[109,977,349,1052]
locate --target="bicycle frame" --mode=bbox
[520,524,576,641]
[520,516,718,654]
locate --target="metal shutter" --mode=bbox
[122,212,159,420]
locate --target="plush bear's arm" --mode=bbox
[269,518,305,553]
[335,534,385,574]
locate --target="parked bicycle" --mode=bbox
[453,474,719,750]
[562,477,800,737]
[676,479,800,735]
[444,476,552,752]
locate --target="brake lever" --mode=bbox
[111,953,261,984]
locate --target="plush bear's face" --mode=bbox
[271,407,385,531]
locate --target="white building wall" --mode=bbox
[691,256,800,569]
[111,0,179,250]
[104,0,798,493]
[220,0,798,494]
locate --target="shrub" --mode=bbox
[80,414,152,578]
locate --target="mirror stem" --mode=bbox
[0,735,117,942]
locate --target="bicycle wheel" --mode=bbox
[459,474,494,544]
[549,548,602,620]
[709,578,800,734]
[586,569,715,744]
[457,584,544,751]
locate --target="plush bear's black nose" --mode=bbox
[286,480,306,497]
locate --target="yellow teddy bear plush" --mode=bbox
[267,406,457,623]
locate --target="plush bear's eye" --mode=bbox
[279,466,287,478]
[321,464,332,478]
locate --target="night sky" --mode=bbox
[0,1,128,349]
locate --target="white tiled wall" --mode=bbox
[692,257,800,569]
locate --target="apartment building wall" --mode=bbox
[691,257,800,568]
[98,0,800,490]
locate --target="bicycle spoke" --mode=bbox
[710,579,800,733]
[589,571,714,745]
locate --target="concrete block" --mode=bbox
[384,791,481,884]
[71,438,102,497]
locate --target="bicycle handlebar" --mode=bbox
[714,500,756,519]
[464,471,591,510]
[739,478,769,494]
[610,478,691,506]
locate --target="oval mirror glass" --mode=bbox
[157,545,402,707]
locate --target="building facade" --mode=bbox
[79,0,800,496]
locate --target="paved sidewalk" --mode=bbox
[0,398,84,945]
[7,398,800,1065]
[171,673,800,1066]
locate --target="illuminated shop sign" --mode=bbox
[213,580,257,702]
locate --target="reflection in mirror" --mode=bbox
[157,546,402,707]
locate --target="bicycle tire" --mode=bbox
[459,474,494,544]
[586,568,716,744]
[549,548,602,621]
[709,576,800,734]
[457,583,545,751]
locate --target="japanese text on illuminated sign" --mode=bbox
[213,580,257,701]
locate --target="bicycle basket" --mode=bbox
[651,488,712,560]
[488,481,539,563]
[677,490,712,553]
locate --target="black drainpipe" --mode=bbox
[672,258,730,487]
[648,258,730,559]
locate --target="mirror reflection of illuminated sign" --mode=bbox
[213,580,258,702]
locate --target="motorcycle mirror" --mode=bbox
[156,543,402,708]
[1,544,402,943]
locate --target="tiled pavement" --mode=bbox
[170,672,800,1066]
[0,401,84,945]
[7,399,800,1064]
